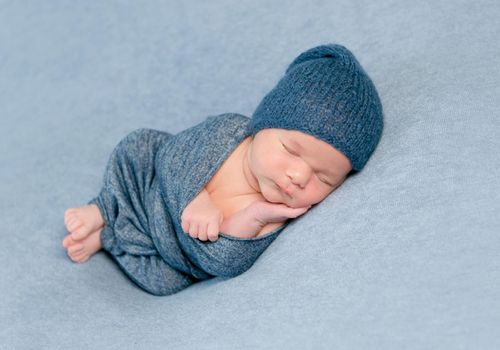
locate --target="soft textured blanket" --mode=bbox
[88,113,288,295]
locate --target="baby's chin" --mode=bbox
[261,189,288,206]
[265,194,315,209]
[262,190,300,208]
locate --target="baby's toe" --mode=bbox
[73,249,92,263]
[68,244,84,255]
[64,208,77,224]
[62,234,77,248]
[71,251,88,262]
[67,217,83,232]
[71,228,90,240]
[69,253,84,263]
[76,255,90,263]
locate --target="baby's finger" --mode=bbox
[287,205,311,217]
[198,223,208,241]
[181,219,190,233]
[188,223,199,238]
[207,221,219,242]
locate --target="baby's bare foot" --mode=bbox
[64,204,104,240]
[62,227,103,263]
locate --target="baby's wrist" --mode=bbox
[220,207,265,238]
[244,201,271,225]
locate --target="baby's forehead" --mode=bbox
[272,128,321,144]
[260,128,352,170]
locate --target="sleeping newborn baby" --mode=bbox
[61,43,384,296]
[185,126,352,241]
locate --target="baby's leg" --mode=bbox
[61,128,169,263]
[62,128,194,295]
[101,233,196,296]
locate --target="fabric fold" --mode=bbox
[90,113,288,295]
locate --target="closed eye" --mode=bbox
[317,174,333,186]
[281,142,297,156]
[282,142,333,186]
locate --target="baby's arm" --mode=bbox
[219,206,264,239]
[220,201,312,239]
[181,189,311,241]
[181,189,259,241]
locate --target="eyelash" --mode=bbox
[281,142,296,155]
[281,142,331,186]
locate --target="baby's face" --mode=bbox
[246,128,352,208]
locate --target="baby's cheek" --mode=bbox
[304,185,330,205]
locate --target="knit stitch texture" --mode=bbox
[249,44,384,171]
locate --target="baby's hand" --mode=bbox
[181,189,224,242]
[248,201,312,225]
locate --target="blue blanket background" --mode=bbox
[1,1,499,349]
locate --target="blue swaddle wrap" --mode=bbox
[88,113,288,296]
[151,113,287,278]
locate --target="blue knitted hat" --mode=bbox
[248,44,384,172]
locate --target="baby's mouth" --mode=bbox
[275,181,292,198]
